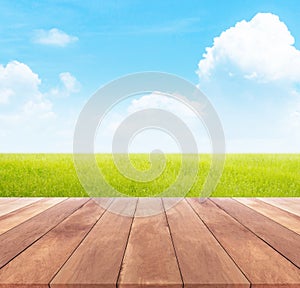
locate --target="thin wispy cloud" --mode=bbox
[33,28,78,47]
[85,18,201,36]
[133,18,201,34]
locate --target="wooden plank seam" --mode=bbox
[186,198,252,286]
[48,198,116,286]
[162,198,184,287]
[116,198,139,286]
[0,198,88,270]
[214,198,300,269]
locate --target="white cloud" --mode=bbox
[0,88,14,104]
[128,92,198,118]
[99,92,201,137]
[59,72,81,93]
[22,99,55,119]
[0,60,81,152]
[0,61,41,102]
[197,13,300,83]
[0,61,51,116]
[95,92,210,152]
[34,28,78,47]
[48,72,81,98]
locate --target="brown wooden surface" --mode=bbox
[51,198,137,288]
[0,197,298,287]
[188,198,300,287]
[0,198,42,217]
[212,198,300,268]
[235,198,300,234]
[0,198,20,206]
[0,198,88,269]
[0,198,65,235]
[118,198,182,288]
[259,198,300,217]
[164,198,249,287]
[0,199,106,287]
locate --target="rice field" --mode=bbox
[0,154,299,197]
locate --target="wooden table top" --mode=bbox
[0,197,299,287]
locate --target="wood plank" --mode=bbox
[0,198,88,269]
[212,198,300,268]
[0,198,66,235]
[0,199,109,287]
[51,198,137,288]
[258,198,300,217]
[0,198,20,206]
[0,198,42,217]
[164,198,249,288]
[188,198,300,287]
[118,198,182,288]
[235,198,300,234]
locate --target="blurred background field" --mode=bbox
[0,154,299,197]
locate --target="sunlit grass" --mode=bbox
[0,154,299,197]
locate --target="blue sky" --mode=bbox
[0,0,300,152]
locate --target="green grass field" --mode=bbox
[0,154,299,197]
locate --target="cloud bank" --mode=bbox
[197,13,300,83]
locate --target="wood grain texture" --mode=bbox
[235,198,300,234]
[212,198,300,268]
[0,198,88,269]
[0,198,299,287]
[0,198,42,217]
[188,198,300,287]
[0,199,108,287]
[259,198,300,217]
[51,198,137,288]
[164,198,249,288]
[0,198,20,206]
[118,198,182,288]
[0,198,66,235]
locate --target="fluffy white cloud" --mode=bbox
[128,92,198,118]
[0,88,13,104]
[48,72,81,98]
[0,61,41,102]
[0,61,51,116]
[0,61,81,151]
[59,72,81,94]
[95,92,210,152]
[34,28,78,47]
[197,13,300,82]
[100,93,190,136]
[21,99,55,119]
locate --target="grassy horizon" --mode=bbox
[0,153,299,197]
